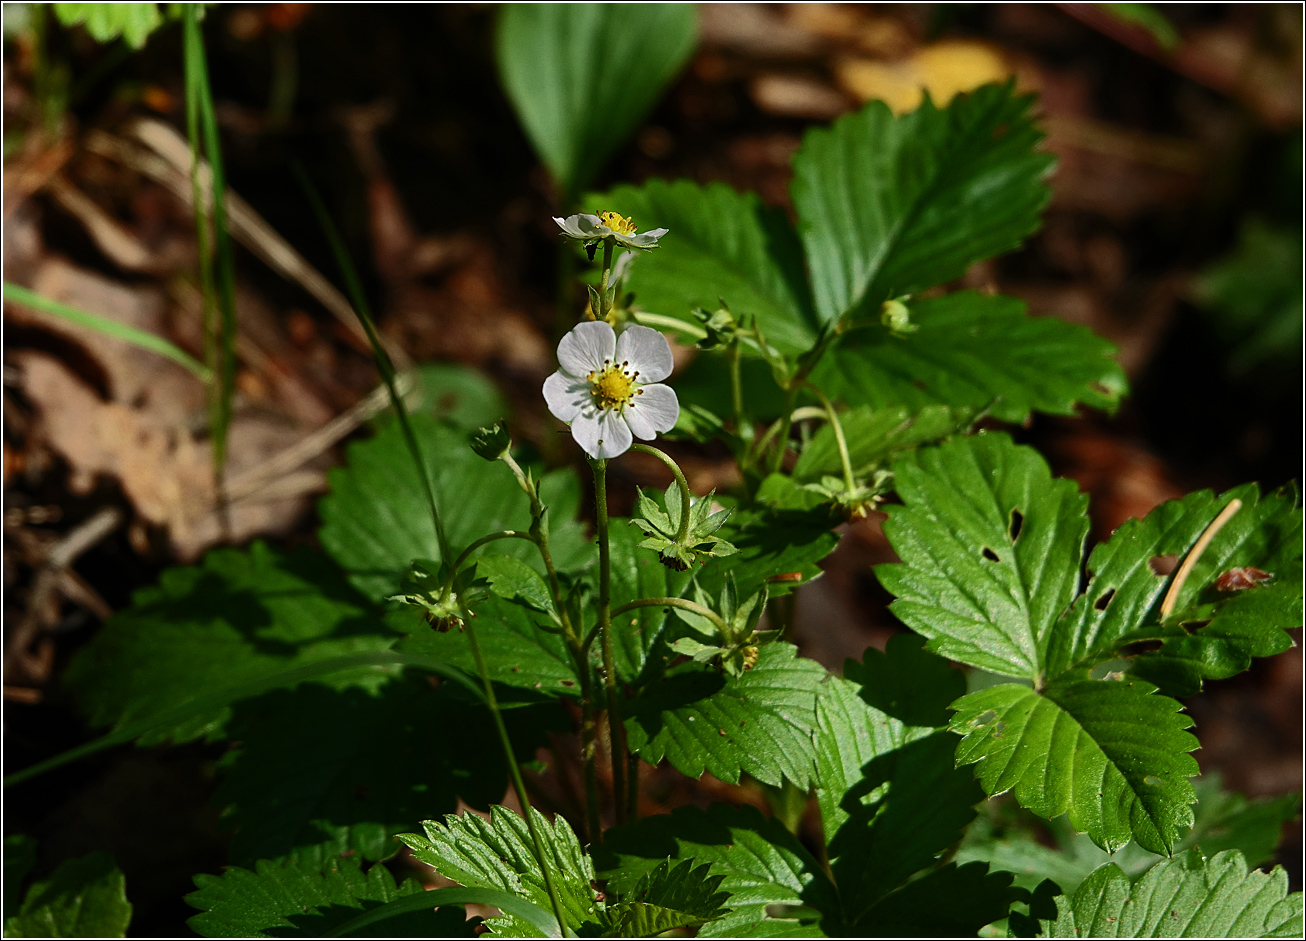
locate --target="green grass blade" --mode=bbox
[3,282,211,381]
[2,651,484,789]
[183,3,236,477]
[291,164,451,562]
[325,886,561,938]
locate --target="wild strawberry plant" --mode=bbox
[5,9,1301,938]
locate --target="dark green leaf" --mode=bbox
[849,861,1025,938]
[1044,850,1303,938]
[318,417,589,601]
[877,432,1090,679]
[597,803,838,938]
[4,835,37,912]
[497,4,696,198]
[600,860,731,936]
[214,678,559,864]
[399,806,596,937]
[816,292,1126,423]
[624,642,827,788]
[5,852,132,939]
[950,676,1199,855]
[593,179,818,354]
[186,845,469,938]
[791,83,1053,322]
[64,544,400,745]
[703,506,841,600]
[815,637,981,922]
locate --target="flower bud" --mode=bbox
[470,421,511,462]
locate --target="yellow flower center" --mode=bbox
[599,211,637,236]
[588,360,641,410]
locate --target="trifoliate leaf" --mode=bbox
[815,292,1126,423]
[497,4,696,199]
[213,677,559,865]
[791,82,1053,323]
[319,416,588,601]
[597,803,839,938]
[815,638,982,922]
[185,845,468,938]
[591,179,819,355]
[624,642,826,788]
[1041,850,1303,938]
[950,675,1198,855]
[63,544,401,745]
[5,851,132,939]
[399,806,598,936]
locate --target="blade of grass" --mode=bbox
[183,3,236,524]
[292,165,574,937]
[3,282,211,381]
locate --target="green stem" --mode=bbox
[746,407,824,473]
[728,341,745,432]
[768,386,799,475]
[442,530,533,600]
[611,597,730,637]
[808,384,856,494]
[462,614,573,937]
[631,311,707,340]
[590,457,626,825]
[629,443,694,545]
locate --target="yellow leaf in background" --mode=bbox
[836,40,1014,114]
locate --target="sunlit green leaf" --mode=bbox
[5,852,132,939]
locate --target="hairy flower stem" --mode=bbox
[611,597,730,637]
[727,341,749,441]
[629,443,694,545]
[809,384,856,494]
[462,613,572,936]
[590,457,627,825]
[769,387,799,475]
[597,239,615,321]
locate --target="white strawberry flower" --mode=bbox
[553,211,668,250]
[543,321,679,460]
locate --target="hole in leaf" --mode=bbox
[1094,588,1115,611]
[1118,639,1163,657]
[982,547,1000,562]
[1009,509,1024,543]
[1149,554,1178,576]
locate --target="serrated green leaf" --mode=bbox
[396,594,581,698]
[5,851,132,939]
[478,555,558,621]
[624,642,826,788]
[950,676,1199,855]
[815,637,982,922]
[791,83,1053,322]
[849,861,1025,938]
[497,4,696,198]
[815,292,1126,423]
[319,417,589,601]
[4,835,37,913]
[792,403,973,482]
[1044,850,1303,938]
[877,432,1090,678]
[610,518,693,682]
[702,506,840,600]
[185,844,470,938]
[213,678,559,865]
[601,859,731,936]
[1192,219,1303,375]
[399,806,597,937]
[592,179,819,354]
[53,2,163,48]
[63,544,400,745]
[598,803,838,938]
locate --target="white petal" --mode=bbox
[571,408,633,459]
[614,325,673,382]
[624,383,679,439]
[555,213,604,239]
[557,321,616,376]
[543,371,589,423]
[622,228,667,248]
